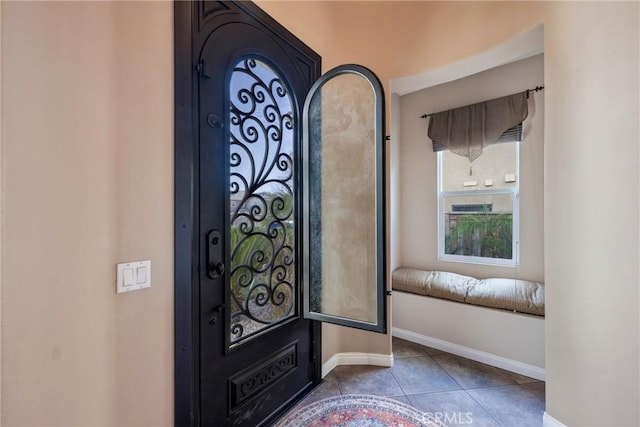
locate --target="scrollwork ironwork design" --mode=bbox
[229,345,297,407]
[228,58,296,345]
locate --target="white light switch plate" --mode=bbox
[117,260,151,293]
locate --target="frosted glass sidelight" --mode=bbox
[303,65,386,333]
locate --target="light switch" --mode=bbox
[117,260,151,293]
[484,179,494,187]
[136,266,147,284]
[123,268,135,287]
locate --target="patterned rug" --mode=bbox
[275,394,447,427]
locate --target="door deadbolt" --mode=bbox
[209,262,225,276]
[206,230,224,279]
[208,304,225,325]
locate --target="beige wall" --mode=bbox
[1,1,638,426]
[263,1,639,426]
[258,0,396,361]
[544,2,639,425]
[393,291,545,369]
[259,0,548,365]
[399,54,545,282]
[0,3,3,421]
[1,2,173,425]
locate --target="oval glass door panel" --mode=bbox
[228,58,297,346]
[303,65,385,332]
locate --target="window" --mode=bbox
[438,142,519,266]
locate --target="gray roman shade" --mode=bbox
[428,91,528,162]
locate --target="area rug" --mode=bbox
[275,394,446,427]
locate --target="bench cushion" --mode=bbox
[392,267,545,316]
[466,278,545,316]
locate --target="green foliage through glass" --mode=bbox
[445,211,513,259]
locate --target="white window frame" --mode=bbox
[437,142,520,267]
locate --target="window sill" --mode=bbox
[438,254,518,268]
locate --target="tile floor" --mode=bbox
[296,337,545,427]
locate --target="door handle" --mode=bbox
[206,230,224,279]
[209,262,225,276]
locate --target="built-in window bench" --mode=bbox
[392,268,544,316]
[391,267,546,380]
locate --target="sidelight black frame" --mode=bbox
[301,64,387,333]
[174,1,198,425]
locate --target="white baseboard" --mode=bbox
[543,412,566,427]
[321,352,394,378]
[393,327,545,381]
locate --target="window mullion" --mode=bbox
[441,188,517,198]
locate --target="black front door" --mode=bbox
[175,2,321,426]
[176,2,388,426]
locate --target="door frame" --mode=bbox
[174,2,322,425]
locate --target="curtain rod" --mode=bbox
[419,86,545,119]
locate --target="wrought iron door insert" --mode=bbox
[228,57,298,347]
